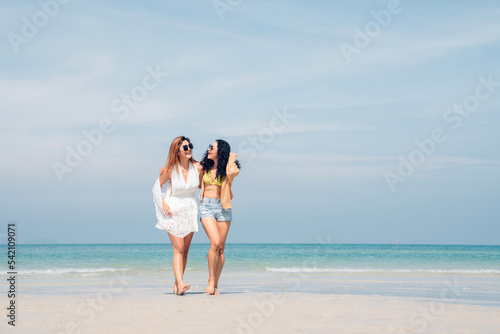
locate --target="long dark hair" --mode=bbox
[200,139,241,181]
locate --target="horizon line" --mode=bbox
[4,242,500,246]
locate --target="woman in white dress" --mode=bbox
[153,136,203,295]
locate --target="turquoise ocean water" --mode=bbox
[4,243,500,279]
[2,244,500,302]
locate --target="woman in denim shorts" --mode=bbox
[199,139,240,295]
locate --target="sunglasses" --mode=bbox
[180,143,194,151]
[208,144,214,150]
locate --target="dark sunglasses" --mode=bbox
[180,143,194,151]
[208,144,214,150]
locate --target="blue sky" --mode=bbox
[1,0,499,244]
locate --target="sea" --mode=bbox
[3,244,500,303]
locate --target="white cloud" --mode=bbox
[209,121,377,137]
[422,156,500,172]
[250,151,500,181]
[348,13,500,67]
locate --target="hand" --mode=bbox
[159,167,166,176]
[162,201,172,216]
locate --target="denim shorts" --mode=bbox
[199,197,232,222]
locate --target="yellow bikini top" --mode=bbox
[203,171,223,186]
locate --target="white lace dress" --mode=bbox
[153,161,199,238]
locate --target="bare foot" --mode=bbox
[205,284,216,295]
[177,284,191,296]
[214,288,220,295]
[173,283,178,295]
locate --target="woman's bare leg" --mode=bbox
[201,217,221,294]
[182,232,194,274]
[168,232,191,295]
[214,221,231,294]
[173,232,194,294]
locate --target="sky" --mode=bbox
[0,0,499,245]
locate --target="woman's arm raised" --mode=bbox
[226,152,240,183]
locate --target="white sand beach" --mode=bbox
[2,278,499,334]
